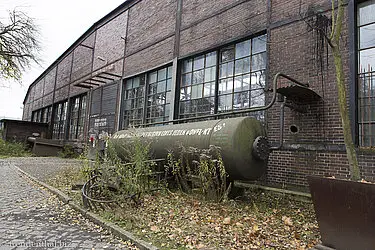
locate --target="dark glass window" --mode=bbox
[218,35,266,115]
[179,52,217,118]
[32,108,46,123]
[146,66,173,124]
[358,1,375,146]
[121,65,172,128]
[53,101,68,139]
[122,75,146,128]
[178,34,267,121]
[42,106,52,123]
[68,95,87,140]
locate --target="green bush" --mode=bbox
[165,145,230,203]
[59,144,79,158]
[0,138,31,158]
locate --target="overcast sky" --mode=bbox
[0,0,126,119]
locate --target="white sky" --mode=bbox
[0,0,126,119]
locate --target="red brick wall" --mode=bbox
[22,0,375,190]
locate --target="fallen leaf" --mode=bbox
[223,217,231,225]
[282,216,293,226]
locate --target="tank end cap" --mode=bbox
[252,136,270,161]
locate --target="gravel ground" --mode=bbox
[6,157,82,182]
[1,157,138,250]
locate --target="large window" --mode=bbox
[180,52,217,118]
[53,101,68,139]
[122,65,172,128]
[358,1,375,146]
[32,106,52,123]
[179,34,267,120]
[146,66,173,123]
[42,106,52,123]
[68,95,87,140]
[123,75,146,128]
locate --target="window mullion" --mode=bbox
[214,51,220,114]
[142,74,148,126]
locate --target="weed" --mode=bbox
[80,132,160,204]
[0,138,31,158]
[165,145,229,203]
[58,144,79,158]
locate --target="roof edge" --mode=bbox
[23,0,137,105]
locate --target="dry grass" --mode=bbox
[47,166,320,250]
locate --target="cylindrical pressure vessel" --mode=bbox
[110,117,268,180]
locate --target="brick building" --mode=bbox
[22,0,375,190]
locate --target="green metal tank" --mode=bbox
[110,117,269,180]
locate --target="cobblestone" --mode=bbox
[0,159,136,250]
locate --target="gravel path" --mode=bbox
[6,157,82,182]
[0,158,136,250]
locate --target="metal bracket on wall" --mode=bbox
[74,72,122,89]
[276,84,321,113]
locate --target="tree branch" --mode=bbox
[0,9,41,81]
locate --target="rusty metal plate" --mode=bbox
[277,85,321,102]
[307,176,375,250]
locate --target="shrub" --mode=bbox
[0,138,31,158]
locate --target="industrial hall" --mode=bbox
[21,0,375,190]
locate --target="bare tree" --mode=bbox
[304,0,360,180]
[0,9,40,82]
[329,0,360,181]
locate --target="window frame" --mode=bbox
[52,100,68,140]
[120,65,173,129]
[356,0,375,147]
[68,94,87,140]
[177,33,267,121]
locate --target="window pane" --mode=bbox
[158,93,167,105]
[359,48,375,73]
[235,40,251,59]
[133,77,140,88]
[251,52,267,72]
[204,67,216,82]
[358,0,375,26]
[359,24,375,50]
[167,66,173,78]
[221,46,235,62]
[204,83,211,97]
[165,104,170,116]
[149,72,157,83]
[234,76,242,92]
[157,82,166,93]
[206,52,217,67]
[243,74,250,90]
[235,57,251,75]
[227,61,234,77]
[191,84,203,99]
[219,63,228,79]
[251,71,266,89]
[182,73,192,86]
[250,89,265,107]
[252,34,267,54]
[180,87,191,100]
[183,59,193,73]
[166,79,172,90]
[125,79,133,89]
[166,92,172,103]
[148,83,156,95]
[158,68,167,81]
[193,70,204,84]
[219,79,233,94]
[193,55,205,70]
[218,94,233,112]
[233,92,249,109]
[204,82,215,97]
